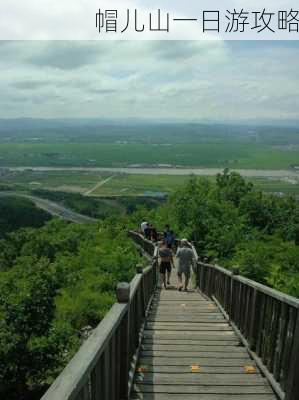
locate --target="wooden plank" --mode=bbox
[148,316,226,323]
[110,335,116,400]
[115,327,121,400]
[120,309,130,400]
[134,373,268,385]
[149,313,224,318]
[248,289,262,351]
[147,321,228,326]
[140,351,250,359]
[285,310,299,400]
[142,339,241,346]
[151,308,220,313]
[151,304,220,309]
[134,365,256,374]
[138,357,255,366]
[267,299,280,373]
[90,361,102,400]
[273,302,288,382]
[281,306,296,389]
[152,300,211,305]
[150,310,223,314]
[133,384,274,394]
[152,299,216,304]
[78,384,90,400]
[154,291,204,297]
[131,393,277,400]
[153,297,206,301]
[103,347,110,399]
[144,332,237,340]
[150,314,224,319]
[146,324,232,331]
[141,344,246,353]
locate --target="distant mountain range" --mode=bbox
[0,117,298,130]
[0,118,298,145]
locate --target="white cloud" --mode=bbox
[0,41,298,121]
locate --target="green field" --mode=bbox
[0,170,110,193]
[0,142,299,169]
[91,174,190,196]
[250,177,299,195]
[1,170,298,197]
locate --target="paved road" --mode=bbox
[84,175,115,196]
[0,192,98,224]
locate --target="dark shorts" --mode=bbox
[160,261,172,274]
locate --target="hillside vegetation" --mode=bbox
[0,196,51,238]
[0,219,141,399]
[0,170,298,399]
[148,170,299,296]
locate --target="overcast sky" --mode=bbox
[0,41,298,122]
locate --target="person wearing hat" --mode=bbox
[176,239,195,291]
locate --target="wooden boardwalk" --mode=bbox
[131,275,277,400]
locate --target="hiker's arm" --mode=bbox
[171,255,175,268]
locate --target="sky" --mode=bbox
[0,40,298,122]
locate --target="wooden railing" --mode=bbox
[42,232,158,400]
[197,261,299,400]
[127,230,157,257]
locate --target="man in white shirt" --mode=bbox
[140,221,148,234]
[176,239,195,291]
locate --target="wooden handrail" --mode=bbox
[41,236,159,400]
[196,260,299,400]
[198,261,299,309]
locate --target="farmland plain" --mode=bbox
[0,120,298,197]
[0,142,299,169]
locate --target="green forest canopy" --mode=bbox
[150,170,299,296]
[0,217,141,399]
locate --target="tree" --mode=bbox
[216,168,253,206]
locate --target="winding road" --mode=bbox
[0,191,98,224]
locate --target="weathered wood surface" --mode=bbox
[131,275,277,400]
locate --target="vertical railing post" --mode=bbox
[285,312,299,400]
[248,289,263,351]
[199,263,204,294]
[229,267,239,322]
[153,255,158,288]
[136,264,146,316]
[116,282,130,400]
